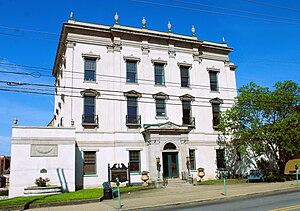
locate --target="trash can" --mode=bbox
[102,182,112,200]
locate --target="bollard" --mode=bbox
[223,176,227,196]
[296,164,298,187]
[116,178,122,209]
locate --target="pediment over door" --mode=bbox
[143,121,191,134]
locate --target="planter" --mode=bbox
[24,186,62,195]
[141,171,149,187]
[198,168,205,181]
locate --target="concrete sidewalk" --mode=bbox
[30,181,300,211]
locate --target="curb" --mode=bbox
[0,198,100,211]
[122,187,300,211]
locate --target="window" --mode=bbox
[126,61,137,83]
[216,149,225,169]
[84,58,96,81]
[84,151,96,175]
[156,99,166,117]
[212,103,220,128]
[127,96,138,124]
[154,64,165,85]
[84,96,95,123]
[189,149,196,170]
[209,71,218,91]
[180,66,189,87]
[129,150,140,172]
[182,100,191,124]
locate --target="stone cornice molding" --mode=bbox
[66,40,76,48]
[151,58,167,65]
[80,89,100,97]
[207,66,220,72]
[177,61,192,68]
[123,55,141,62]
[168,47,176,58]
[209,97,223,104]
[152,92,169,100]
[82,52,101,60]
[124,90,142,98]
[143,121,191,134]
[179,94,195,101]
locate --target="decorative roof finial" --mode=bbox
[167,21,172,32]
[69,12,74,20]
[191,25,195,36]
[142,17,146,28]
[114,12,119,24]
[222,37,226,44]
[13,117,18,126]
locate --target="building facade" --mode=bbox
[10,15,237,197]
[0,156,10,188]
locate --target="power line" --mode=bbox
[0,25,59,36]
[0,86,235,109]
[0,61,239,92]
[1,79,299,106]
[128,0,300,25]
[171,0,300,23]
[0,79,237,102]
[243,0,300,13]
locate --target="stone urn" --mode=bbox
[197,168,205,182]
[141,171,149,186]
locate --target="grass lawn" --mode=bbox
[197,178,247,185]
[0,186,154,207]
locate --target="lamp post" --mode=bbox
[186,156,191,182]
[156,157,161,181]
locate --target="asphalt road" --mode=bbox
[147,190,300,211]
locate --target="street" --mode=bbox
[148,191,300,211]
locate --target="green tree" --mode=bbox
[219,80,300,175]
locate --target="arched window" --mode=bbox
[163,143,177,150]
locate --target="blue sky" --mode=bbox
[0,0,299,155]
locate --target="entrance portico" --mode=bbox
[142,121,192,181]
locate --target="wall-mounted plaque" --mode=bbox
[31,144,58,157]
[40,168,47,173]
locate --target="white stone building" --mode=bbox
[9,14,237,197]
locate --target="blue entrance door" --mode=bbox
[163,152,179,178]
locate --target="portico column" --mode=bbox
[147,139,161,181]
[180,137,189,179]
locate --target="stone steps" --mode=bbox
[166,178,194,188]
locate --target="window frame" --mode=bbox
[154,63,165,86]
[83,95,96,123]
[182,100,192,124]
[127,96,138,122]
[216,149,225,169]
[83,151,97,175]
[126,60,138,83]
[81,89,100,126]
[155,99,166,117]
[180,66,190,88]
[129,150,141,173]
[84,58,97,82]
[189,149,196,170]
[208,71,219,92]
[212,103,221,128]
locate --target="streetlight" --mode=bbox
[156,157,161,181]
